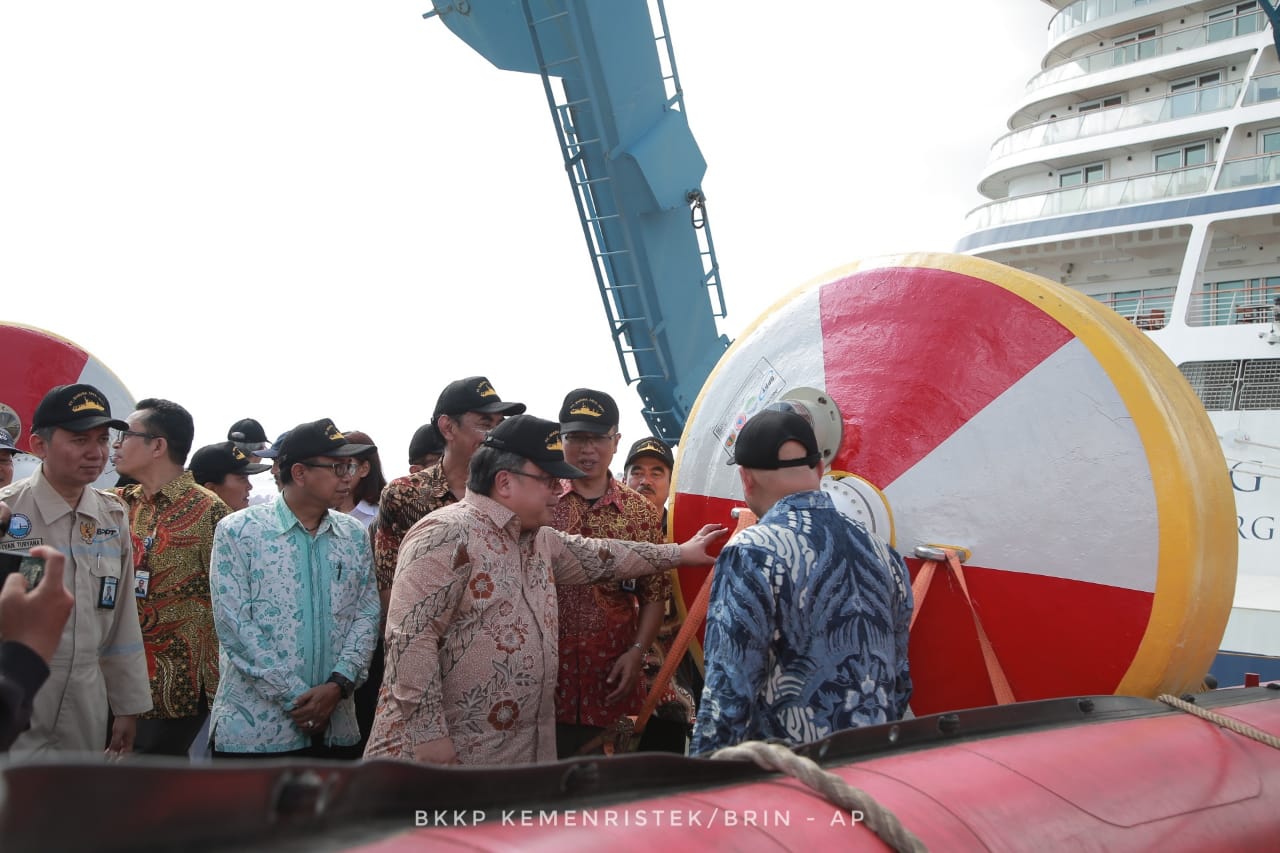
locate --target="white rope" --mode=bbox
[1157,694,1280,749]
[710,740,927,852]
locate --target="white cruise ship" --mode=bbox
[957,0,1280,682]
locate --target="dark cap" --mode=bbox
[0,428,17,454]
[728,410,821,470]
[624,436,674,471]
[189,441,271,484]
[481,415,585,479]
[433,377,526,423]
[277,419,374,466]
[251,431,290,460]
[408,422,444,462]
[31,384,129,433]
[227,418,269,444]
[558,388,619,435]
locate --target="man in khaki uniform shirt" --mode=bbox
[0,384,151,756]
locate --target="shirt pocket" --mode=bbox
[329,548,362,614]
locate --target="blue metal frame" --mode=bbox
[426,0,729,441]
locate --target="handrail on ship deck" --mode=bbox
[991,80,1241,161]
[1027,9,1262,93]
[966,163,1213,231]
[1050,0,1168,43]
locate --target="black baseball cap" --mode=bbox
[408,422,444,462]
[728,410,821,470]
[227,418,269,445]
[625,436,674,470]
[276,419,374,466]
[32,384,129,432]
[190,441,271,484]
[481,415,586,479]
[433,377,526,424]
[558,388,619,435]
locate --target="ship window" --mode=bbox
[1155,142,1210,172]
[1078,94,1123,114]
[1170,72,1226,118]
[1113,28,1158,65]
[1261,129,1280,154]
[1180,358,1280,411]
[1208,3,1261,42]
[1059,163,1106,187]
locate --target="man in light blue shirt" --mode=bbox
[209,418,380,759]
[692,410,913,753]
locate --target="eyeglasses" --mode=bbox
[561,432,619,449]
[112,429,159,445]
[300,460,359,478]
[505,469,559,489]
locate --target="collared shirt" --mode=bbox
[691,491,913,754]
[373,462,456,591]
[551,477,667,726]
[0,466,152,755]
[209,497,380,753]
[118,472,228,718]
[365,493,682,766]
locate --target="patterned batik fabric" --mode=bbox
[209,499,380,753]
[551,477,668,726]
[365,493,682,766]
[118,473,229,719]
[691,490,913,754]
[373,462,456,591]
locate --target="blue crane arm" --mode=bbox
[425,0,729,441]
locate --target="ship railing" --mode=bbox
[992,81,1241,160]
[966,164,1213,230]
[1242,71,1280,106]
[1217,151,1280,190]
[1186,286,1280,327]
[1091,292,1175,330]
[1027,10,1263,93]
[1050,0,1169,43]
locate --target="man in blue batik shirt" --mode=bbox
[691,409,913,753]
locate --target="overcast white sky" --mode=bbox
[0,2,1052,480]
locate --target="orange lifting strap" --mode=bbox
[634,508,759,736]
[911,548,1016,705]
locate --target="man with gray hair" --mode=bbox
[365,414,726,766]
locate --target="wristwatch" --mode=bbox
[326,672,354,699]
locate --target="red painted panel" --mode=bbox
[818,267,1074,488]
[907,559,1153,715]
[0,325,90,452]
[669,491,742,647]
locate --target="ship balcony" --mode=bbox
[1092,289,1176,330]
[984,80,1240,187]
[1048,0,1220,48]
[1186,280,1280,327]
[1024,9,1263,99]
[1219,150,1280,189]
[1090,284,1280,332]
[966,163,1213,232]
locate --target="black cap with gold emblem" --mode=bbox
[277,418,374,466]
[624,436,674,471]
[482,415,586,479]
[558,388,619,435]
[31,384,129,432]
[189,441,272,483]
[433,376,527,424]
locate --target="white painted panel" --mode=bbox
[884,338,1160,592]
